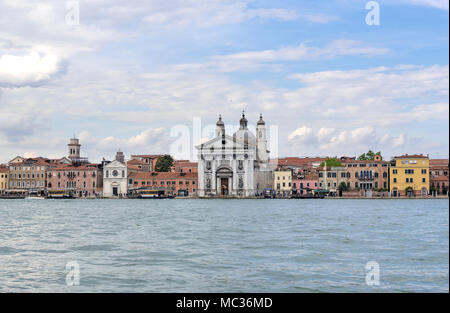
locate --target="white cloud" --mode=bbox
[288,125,407,157]
[202,40,389,72]
[288,126,314,142]
[0,51,66,87]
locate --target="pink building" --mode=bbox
[292,173,319,195]
[47,163,101,198]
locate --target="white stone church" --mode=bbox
[196,112,273,197]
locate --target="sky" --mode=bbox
[0,0,448,163]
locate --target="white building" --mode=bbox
[103,154,128,197]
[196,112,273,197]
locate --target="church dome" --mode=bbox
[233,129,256,145]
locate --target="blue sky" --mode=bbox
[0,0,448,162]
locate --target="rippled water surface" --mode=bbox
[0,199,448,292]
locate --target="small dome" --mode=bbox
[257,114,265,125]
[239,111,248,129]
[216,115,224,126]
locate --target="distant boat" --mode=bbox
[24,196,46,200]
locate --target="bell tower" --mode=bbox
[68,137,81,160]
[256,114,268,162]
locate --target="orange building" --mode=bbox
[172,160,198,174]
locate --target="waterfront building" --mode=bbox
[7,157,50,195]
[103,152,128,197]
[390,154,430,197]
[0,165,9,193]
[341,155,390,195]
[128,172,198,197]
[292,172,319,195]
[274,170,292,197]
[429,159,449,196]
[196,113,273,197]
[317,166,348,195]
[47,163,101,198]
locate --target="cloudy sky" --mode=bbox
[0,0,448,163]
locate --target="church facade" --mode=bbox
[196,113,273,198]
[103,159,128,197]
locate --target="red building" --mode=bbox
[47,163,101,198]
[128,172,198,197]
[430,159,449,196]
[292,173,319,195]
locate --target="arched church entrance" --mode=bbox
[216,167,233,196]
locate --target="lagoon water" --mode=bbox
[0,199,448,292]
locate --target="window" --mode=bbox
[421,169,427,174]
[393,169,398,174]
[393,178,397,183]
[422,178,426,183]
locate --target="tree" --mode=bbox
[338,182,349,192]
[154,155,174,172]
[320,157,342,167]
[358,150,382,161]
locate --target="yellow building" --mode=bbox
[0,166,9,193]
[390,154,429,197]
[274,170,292,196]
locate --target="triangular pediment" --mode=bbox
[196,135,255,150]
[105,159,126,168]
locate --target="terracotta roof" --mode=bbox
[0,167,8,173]
[129,172,197,180]
[302,174,319,180]
[127,159,146,165]
[429,159,449,166]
